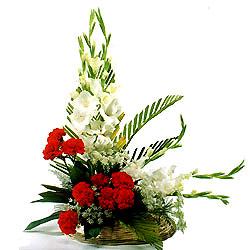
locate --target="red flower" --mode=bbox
[47,128,66,143]
[114,188,134,210]
[62,138,85,155]
[58,210,78,235]
[98,187,115,210]
[91,173,109,189]
[111,172,134,189]
[43,140,62,160]
[72,182,94,207]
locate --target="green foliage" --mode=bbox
[50,159,69,176]
[118,95,183,148]
[180,191,230,205]
[123,214,163,250]
[41,184,69,193]
[31,189,70,204]
[25,212,60,231]
[193,160,245,180]
[64,125,79,139]
[69,161,90,185]
[84,225,101,239]
[130,115,186,165]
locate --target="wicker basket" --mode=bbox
[72,217,176,246]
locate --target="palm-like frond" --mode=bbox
[130,115,186,165]
[124,214,163,250]
[117,95,183,149]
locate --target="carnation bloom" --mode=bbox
[111,172,134,189]
[113,188,134,210]
[47,128,66,143]
[91,173,109,189]
[62,138,85,155]
[98,187,115,210]
[72,182,94,207]
[43,140,62,160]
[58,210,78,235]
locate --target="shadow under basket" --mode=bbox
[71,217,176,246]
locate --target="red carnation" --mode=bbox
[58,210,78,235]
[112,172,134,189]
[114,188,134,210]
[62,138,85,155]
[91,173,109,189]
[47,128,66,143]
[72,182,94,207]
[98,187,115,210]
[43,140,62,160]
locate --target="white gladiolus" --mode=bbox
[105,98,122,117]
[89,79,103,97]
[106,82,119,94]
[69,91,99,132]
[125,164,194,212]
[74,90,99,110]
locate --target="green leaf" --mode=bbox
[84,226,101,239]
[64,125,79,139]
[95,8,107,39]
[180,191,230,205]
[130,115,186,165]
[49,163,69,176]
[118,95,183,148]
[227,160,245,176]
[128,215,163,250]
[25,212,60,231]
[41,184,69,192]
[31,190,69,204]
[69,161,90,185]
[193,160,245,180]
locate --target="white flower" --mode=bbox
[74,90,99,110]
[100,92,113,106]
[105,98,122,117]
[95,135,113,150]
[70,91,99,133]
[125,158,148,180]
[106,82,120,94]
[89,79,103,97]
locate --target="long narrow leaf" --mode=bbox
[25,212,60,231]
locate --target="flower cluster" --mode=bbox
[42,128,85,160]
[70,172,135,214]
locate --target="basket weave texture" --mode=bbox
[72,217,176,246]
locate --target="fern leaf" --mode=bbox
[118,95,183,148]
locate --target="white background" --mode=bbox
[0,0,250,249]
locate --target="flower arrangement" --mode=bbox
[25,9,245,250]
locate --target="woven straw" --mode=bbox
[72,217,176,246]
